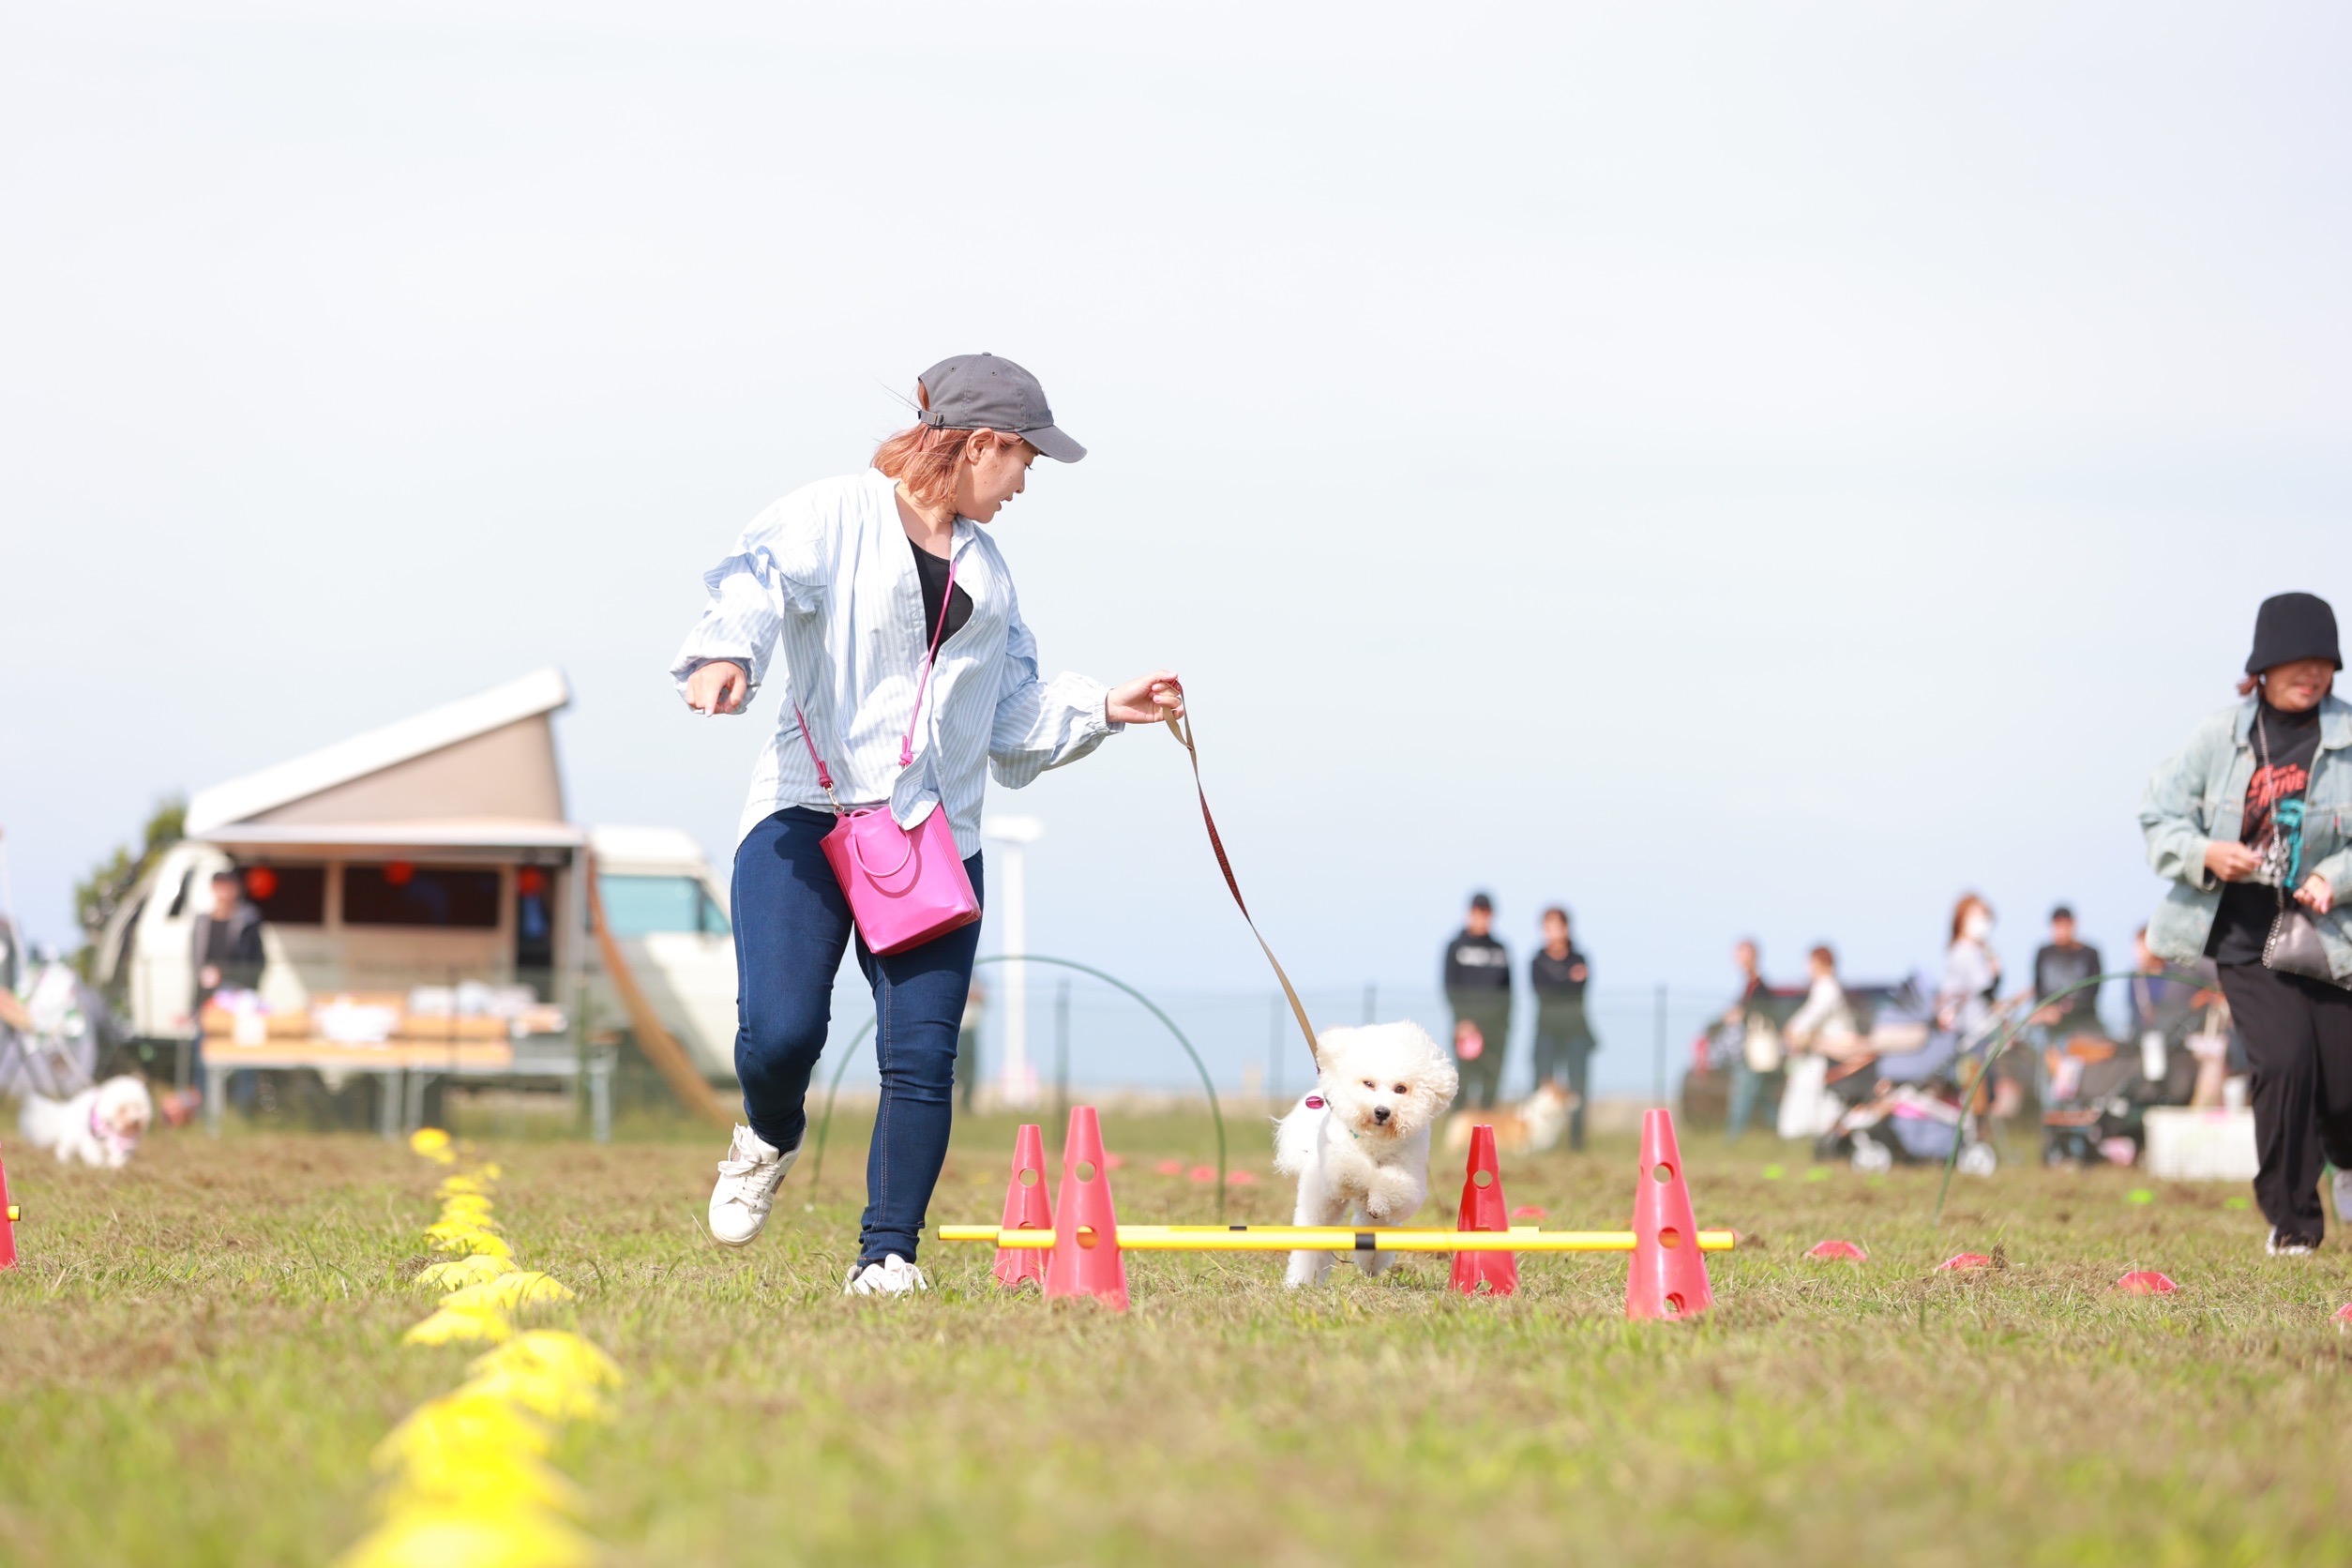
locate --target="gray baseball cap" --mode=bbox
[915,354,1086,463]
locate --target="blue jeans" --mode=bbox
[731,807,985,1265]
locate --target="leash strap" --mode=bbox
[1163,706,1321,1066]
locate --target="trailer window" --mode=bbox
[600,875,729,936]
[239,865,326,925]
[344,865,501,928]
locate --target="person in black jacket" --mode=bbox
[1443,892,1513,1110]
[189,870,264,1095]
[190,871,264,1014]
[1530,906,1598,1150]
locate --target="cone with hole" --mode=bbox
[0,1141,15,1270]
[1449,1124,1517,1296]
[1043,1106,1127,1310]
[992,1123,1053,1289]
[1627,1108,1712,1320]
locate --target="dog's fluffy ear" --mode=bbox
[1428,1053,1460,1110]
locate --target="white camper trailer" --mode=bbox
[98,671,741,1134]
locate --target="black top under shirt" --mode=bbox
[911,536,973,645]
[2208,700,2323,966]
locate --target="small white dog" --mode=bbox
[1274,1022,1458,1287]
[20,1075,156,1168]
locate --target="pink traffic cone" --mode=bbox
[992,1123,1052,1289]
[1449,1125,1516,1296]
[1044,1107,1127,1311]
[1627,1109,1713,1320]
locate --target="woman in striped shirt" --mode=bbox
[671,354,1182,1295]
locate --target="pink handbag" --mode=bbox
[792,548,983,957]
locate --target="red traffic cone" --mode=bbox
[1807,1239,1867,1261]
[992,1123,1053,1289]
[1627,1108,1713,1320]
[0,1141,16,1270]
[1449,1124,1516,1296]
[2115,1270,2177,1295]
[1937,1252,1995,1273]
[1044,1107,1127,1311]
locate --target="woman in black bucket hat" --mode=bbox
[2141,593,2352,1254]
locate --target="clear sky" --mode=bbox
[5,4,2348,1057]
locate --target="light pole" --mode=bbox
[981,814,1044,1107]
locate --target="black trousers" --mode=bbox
[2215,962,2352,1240]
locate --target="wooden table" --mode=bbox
[201,1036,615,1140]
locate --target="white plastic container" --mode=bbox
[2143,1108,2260,1182]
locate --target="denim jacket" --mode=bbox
[2139,694,2352,985]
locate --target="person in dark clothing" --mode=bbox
[188,869,265,1101]
[2030,906,2105,1038]
[2141,592,2352,1255]
[1442,892,1513,1111]
[1529,906,1598,1150]
[190,871,264,1016]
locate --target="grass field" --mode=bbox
[4,1108,2351,1567]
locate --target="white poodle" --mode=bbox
[20,1075,155,1168]
[1273,1022,1458,1287]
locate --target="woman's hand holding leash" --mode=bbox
[2204,840,2262,883]
[686,660,749,716]
[1107,671,1184,726]
[2297,875,2334,915]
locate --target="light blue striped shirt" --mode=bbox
[670,468,1121,854]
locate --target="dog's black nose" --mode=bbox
[1373,1105,1392,1124]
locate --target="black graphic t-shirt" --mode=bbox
[1443,930,1513,998]
[2208,701,2323,965]
[2033,942,2104,1031]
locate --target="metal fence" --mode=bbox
[818,971,1735,1106]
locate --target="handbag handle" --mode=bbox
[1163,700,1322,1068]
[847,816,917,880]
[792,541,962,814]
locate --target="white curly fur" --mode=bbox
[1273,1022,1458,1288]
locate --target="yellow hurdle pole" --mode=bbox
[935,1225,1735,1252]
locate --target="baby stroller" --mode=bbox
[0,950,104,1104]
[1817,975,1999,1177]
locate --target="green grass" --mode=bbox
[4,1111,2351,1566]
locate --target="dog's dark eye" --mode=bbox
[1362,1079,1375,1089]
[1393,1084,1408,1094]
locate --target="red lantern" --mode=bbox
[243,866,279,901]
[516,867,547,897]
[384,861,415,887]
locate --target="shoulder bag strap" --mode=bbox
[1163,704,1321,1066]
[791,538,962,811]
[899,545,958,767]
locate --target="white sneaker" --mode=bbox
[2266,1227,2318,1257]
[708,1124,798,1246]
[2334,1168,2352,1225]
[844,1254,928,1297]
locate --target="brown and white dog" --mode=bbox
[1443,1080,1578,1158]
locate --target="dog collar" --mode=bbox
[89,1103,131,1151]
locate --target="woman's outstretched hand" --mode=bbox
[1107,671,1184,727]
[686,660,748,716]
[2297,875,2335,915]
[2204,840,2263,883]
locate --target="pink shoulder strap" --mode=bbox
[792,544,960,811]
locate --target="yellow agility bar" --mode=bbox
[937,1224,1735,1253]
